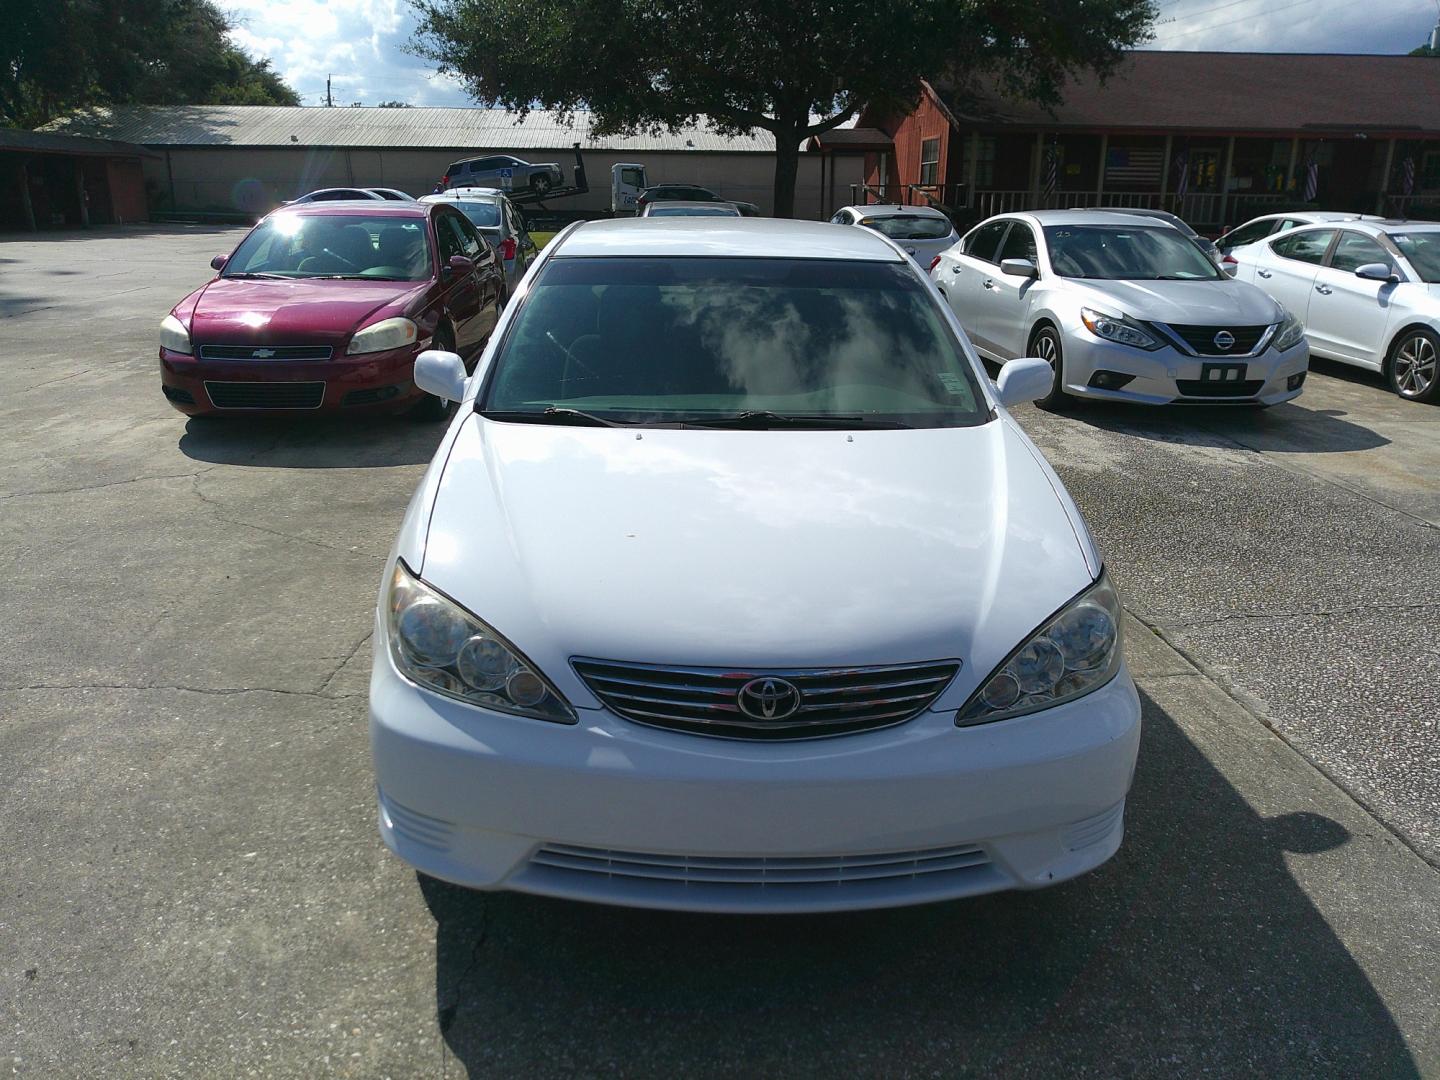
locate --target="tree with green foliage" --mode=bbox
[1,0,298,129]
[409,0,1155,216]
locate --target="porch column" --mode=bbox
[1095,133,1109,202]
[1218,135,1236,226]
[73,158,90,227]
[1285,137,1300,195]
[1030,132,1044,201]
[1378,137,1397,214]
[18,157,36,231]
[966,131,980,209]
[1159,133,1173,201]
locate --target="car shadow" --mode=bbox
[1068,397,1390,455]
[176,413,445,469]
[419,689,1417,1077]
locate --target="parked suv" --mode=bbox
[442,155,563,195]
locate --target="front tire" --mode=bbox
[1386,328,1440,403]
[1029,325,1071,412]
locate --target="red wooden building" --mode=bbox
[812,52,1440,231]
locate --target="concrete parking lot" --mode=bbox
[2,225,1438,1077]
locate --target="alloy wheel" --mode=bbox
[1394,334,1437,399]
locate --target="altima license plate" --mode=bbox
[1200,362,1247,384]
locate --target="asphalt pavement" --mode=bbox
[2,226,1437,1077]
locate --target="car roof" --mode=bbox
[297,188,381,199]
[1282,218,1440,235]
[1005,209,1188,229]
[841,204,949,220]
[646,201,739,210]
[643,183,714,191]
[554,218,905,261]
[267,202,431,219]
[423,190,505,203]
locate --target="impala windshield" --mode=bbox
[1044,224,1223,281]
[480,257,986,428]
[223,215,432,280]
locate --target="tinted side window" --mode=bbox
[1272,229,1335,265]
[997,222,1038,264]
[451,213,485,259]
[963,221,1009,262]
[436,215,467,261]
[1220,219,1277,249]
[1328,231,1392,274]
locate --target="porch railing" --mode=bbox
[972,190,1290,230]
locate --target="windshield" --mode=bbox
[480,257,987,428]
[648,206,739,217]
[861,215,954,241]
[453,201,501,228]
[1043,224,1223,281]
[1388,231,1440,283]
[223,215,432,280]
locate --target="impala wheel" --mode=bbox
[1388,329,1440,403]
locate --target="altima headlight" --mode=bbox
[957,573,1122,726]
[347,316,418,355]
[1273,308,1306,351]
[1080,308,1161,351]
[159,314,192,354]
[385,560,575,723]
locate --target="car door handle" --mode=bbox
[1257,269,1272,279]
[983,279,996,290]
[950,265,963,274]
[1315,284,1333,295]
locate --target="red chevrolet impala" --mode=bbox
[159,201,505,419]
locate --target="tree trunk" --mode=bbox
[771,129,801,219]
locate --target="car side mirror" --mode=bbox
[1354,262,1399,283]
[444,255,475,278]
[995,356,1054,408]
[999,258,1038,279]
[210,254,228,272]
[413,349,468,402]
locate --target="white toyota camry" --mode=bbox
[369,218,1142,913]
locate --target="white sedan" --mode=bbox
[831,203,959,266]
[1217,210,1383,263]
[932,210,1309,407]
[369,218,1141,914]
[1231,220,1440,401]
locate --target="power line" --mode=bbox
[1151,0,1343,42]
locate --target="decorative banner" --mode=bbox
[1173,149,1190,198]
[1402,156,1416,197]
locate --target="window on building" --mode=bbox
[919,137,941,187]
[1422,151,1440,192]
[975,138,996,188]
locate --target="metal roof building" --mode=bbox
[42,105,856,218]
[1,128,153,230]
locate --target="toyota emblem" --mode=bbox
[1213,331,1236,352]
[736,677,802,720]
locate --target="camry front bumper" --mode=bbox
[1059,333,1309,405]
[369,644,1142,913]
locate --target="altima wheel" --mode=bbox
[1388,329,1440,403]
[1030,326,1071,412]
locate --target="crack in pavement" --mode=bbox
[1143,600,1440,630]
[190,474,386,560]
[316,630,374,695]
[0,470,208,501]
[0,683,364,700]
[437,894,492,1078]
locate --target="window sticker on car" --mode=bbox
[937,372,968,394]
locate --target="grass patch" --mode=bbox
[530,231,558,250]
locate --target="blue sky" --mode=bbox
[226,0,1440,110]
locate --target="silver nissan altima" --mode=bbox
[931,209,1310,408]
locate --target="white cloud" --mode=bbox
[1146,0,1438,53]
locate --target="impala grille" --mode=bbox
[204,381,325,409]
[572,658,959,740]
[199,344,333,361]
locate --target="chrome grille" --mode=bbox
[529,842,990,886]
[199,344,333,361]
[572,658,959,739]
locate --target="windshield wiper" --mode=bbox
[224,272,289,280]
[478,407,633,427]
[682,411,913,429]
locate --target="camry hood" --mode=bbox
[417,416,1097,711]
[1074,278,1282,326]
[186,277,427,347]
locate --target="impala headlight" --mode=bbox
[1080,308,1161,351]
[160,314,192,354]
[347,316,419,355]
[957,573,1122,726]
[1273,308,1306,351]
[386,560,575,723]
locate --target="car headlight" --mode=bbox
[1273,308,1306,352]
[160,314,192,355]
[957,573,1122,726]
[385,560,575,723]
[347,316,419,355]
[1080,307,1161,351]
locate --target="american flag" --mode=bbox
[1402,156,1416,197]
[1303,156,1319,202]
[1043,144,1058,198]
[1173,149,1190,198]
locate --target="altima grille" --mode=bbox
[1159,324,1271,356]
[199,344,333,360]
[204,381,325,409]
[571,658,959,739]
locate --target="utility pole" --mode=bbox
[326,76,333,108]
